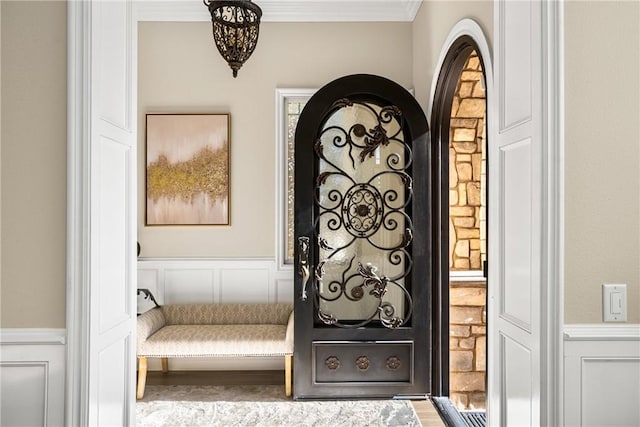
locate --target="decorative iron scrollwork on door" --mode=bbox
[313,98,414,329]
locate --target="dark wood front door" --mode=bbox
[293,74,434,399]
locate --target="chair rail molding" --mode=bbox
[564,324,640,341]
[0,328,66,345]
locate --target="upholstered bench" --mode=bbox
[136,303,294,399]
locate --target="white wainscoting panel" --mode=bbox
[137,259,295,371]
[276,278,295,304]
[219,267,271,302]
[137,258,294,307]
[0,329,66,426]
[165,268,215,304]
[564,324,640,427]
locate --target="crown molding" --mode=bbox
[134,0,422,23]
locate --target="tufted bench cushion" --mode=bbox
[136,303,294,399]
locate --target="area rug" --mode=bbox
[137,385,420,427]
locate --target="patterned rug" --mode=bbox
[137,385,421,427]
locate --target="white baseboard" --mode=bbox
[564,324,640,427]
[0,329,66,426]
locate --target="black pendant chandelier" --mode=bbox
[204,0,262,78]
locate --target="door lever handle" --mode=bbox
[298,236,310,301]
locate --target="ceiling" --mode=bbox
[135,0,423,22]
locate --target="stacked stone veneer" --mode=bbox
[449,52,487,271]
[449,52,488,411]
[450,280,486,410]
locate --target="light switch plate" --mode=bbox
[603,284,627,322]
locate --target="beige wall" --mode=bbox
[412,1,493,111]
[564,1,640,323]
[0,1,67,328]
[138,22,413,257]
[2,0,636,328]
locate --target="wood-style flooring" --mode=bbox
[146,370,445,426]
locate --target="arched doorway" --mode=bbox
[429,20,493,422]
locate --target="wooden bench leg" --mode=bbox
[137,357,147,400]
[161,357,169,374]
[285,354,292,397]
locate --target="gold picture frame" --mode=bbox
[145,113,230,226]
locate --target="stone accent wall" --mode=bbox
[448,52,488,411]
[449,52,487,271]
[449,280,487,410]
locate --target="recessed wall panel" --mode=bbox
[500,139,532,330]
[500,0,533,130]
[0,363,46,426]
[164,269,214,303]
[501,334,533,427]
[276,278,294,303]
[582,358,640,426]
[99,137,130,332]
[220,268,270,302]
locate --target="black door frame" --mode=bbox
[430,35,489,398]
[293,74,435,399]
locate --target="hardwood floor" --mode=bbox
[146,370,446,426]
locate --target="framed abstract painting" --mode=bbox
[145,113,230,225]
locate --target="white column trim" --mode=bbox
[67,1,92,425]
[541,1,564,425]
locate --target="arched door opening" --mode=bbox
[447,49,487,412]
[430,29,490,423]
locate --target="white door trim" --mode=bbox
[426,19,494,122]
[67,2,92,424]
[540,1,564,425]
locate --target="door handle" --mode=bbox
[298,236,310,301]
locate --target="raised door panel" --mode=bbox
[97,339,128,427]
[98,136,131,333]
[499,0,533,131]
[499,138,532,331]
[95,0,131,130]
[501,334,533,426]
